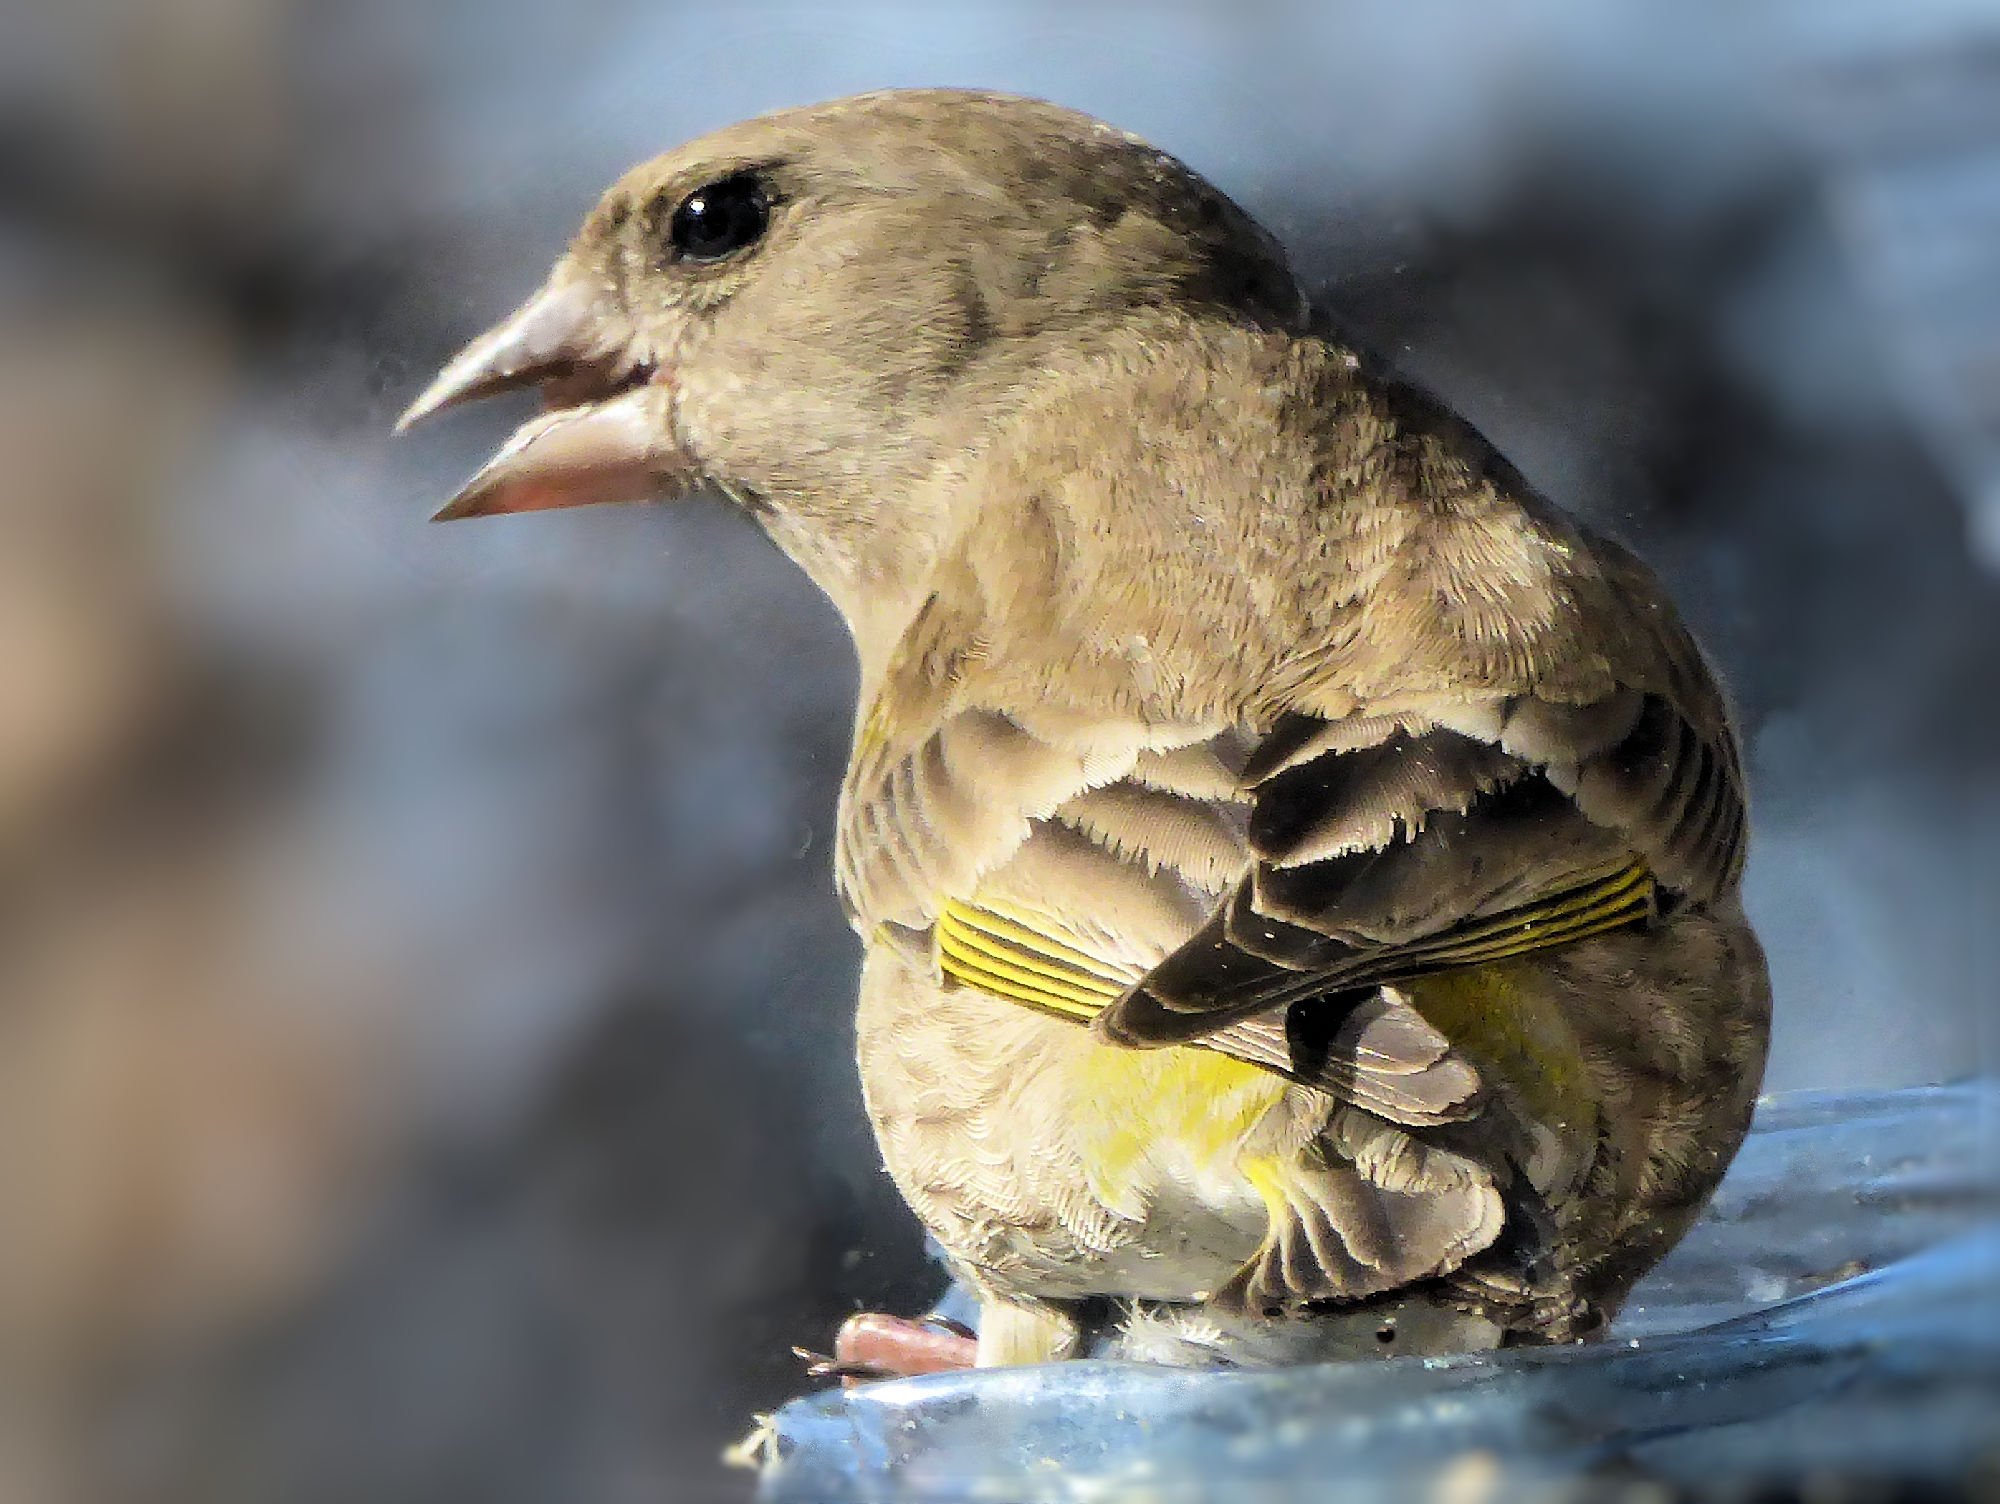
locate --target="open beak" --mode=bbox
[396,278,698,521]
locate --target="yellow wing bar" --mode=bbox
[1366,857,1657,986]
[938,857,1657,1023]
[935,900,1124,1024]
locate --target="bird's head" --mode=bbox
[400,89,1302,622]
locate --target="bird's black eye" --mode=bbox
[668,173,771,263]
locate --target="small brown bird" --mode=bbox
[400,90,1771,1372]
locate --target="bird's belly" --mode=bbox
[855,947,1289,1302]
[1057,1039,1294,1299]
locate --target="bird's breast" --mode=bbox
[854,943,1294,1302]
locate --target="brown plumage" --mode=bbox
[399,89,1771,1368]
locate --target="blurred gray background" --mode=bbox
[2,3,1996,1500]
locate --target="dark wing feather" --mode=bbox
[1210,990,1485,1125]
[1095,705,1724,1051]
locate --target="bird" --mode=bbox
[398,89,1772,1373]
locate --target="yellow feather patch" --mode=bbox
[943,899,1131,984]
[1401,960,1595,1133]
[1070,1039,1290,1217]
[935,899,1124,1023]
[1369,857,1656,984]
[936,896,1289,1218]
[1241,1155,1289,1223]
[851,698,891,772]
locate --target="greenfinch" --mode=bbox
[400,89,1770,1370]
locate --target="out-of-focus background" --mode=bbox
[2,3,1996,1500]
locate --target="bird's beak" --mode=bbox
[396,277,698,521]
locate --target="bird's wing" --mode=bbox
[835,507,1744,1102]
[1096,711,1674,1047]
[1093,669,1742,1313]
[1095,525,1750,1051]
[840,698,1513,1131]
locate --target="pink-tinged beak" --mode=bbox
[396,278,698,521]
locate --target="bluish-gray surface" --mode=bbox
[762,1084,2000,1502]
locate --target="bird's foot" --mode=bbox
[795,1313,978,1385]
